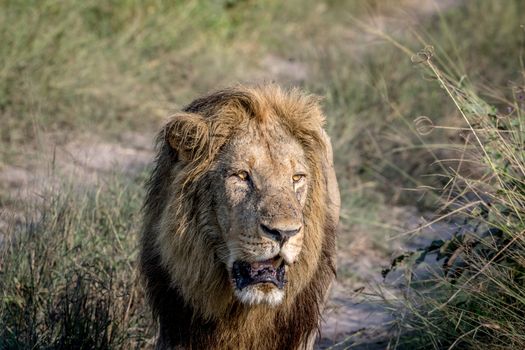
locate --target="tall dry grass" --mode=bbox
[0,174,153,349]
[384,49,525,349]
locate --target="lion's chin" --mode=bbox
[234,285,285,306]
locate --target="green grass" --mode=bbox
[1,0,525,348]
[1,1,237,150]
[0,0,376,160]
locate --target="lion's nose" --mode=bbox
[260,223,302,243]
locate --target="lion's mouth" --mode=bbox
[232,257,286,290]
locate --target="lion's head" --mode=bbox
[141,85,339,348]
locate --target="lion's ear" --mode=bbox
[164,113,209,162]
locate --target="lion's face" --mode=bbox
[156,86,337,317]
[211,122,308,306]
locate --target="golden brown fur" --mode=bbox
[140,85,340,349]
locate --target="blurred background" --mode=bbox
[1,0,524,349]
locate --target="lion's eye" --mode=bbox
[292,174,305,183]
[236,171,249,181]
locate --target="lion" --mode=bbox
[140,85,340,350]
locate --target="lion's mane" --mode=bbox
[140,85,339,349]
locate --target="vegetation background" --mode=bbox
[1,0,524,349]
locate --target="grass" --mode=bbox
[1,0,525,348]
[1,1,238,152]
[0,173,153,349]
[0,0,379,161]
[382,44,525,350]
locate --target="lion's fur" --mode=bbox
[140,85,340,349]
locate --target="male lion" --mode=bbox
[140,85,340,350]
